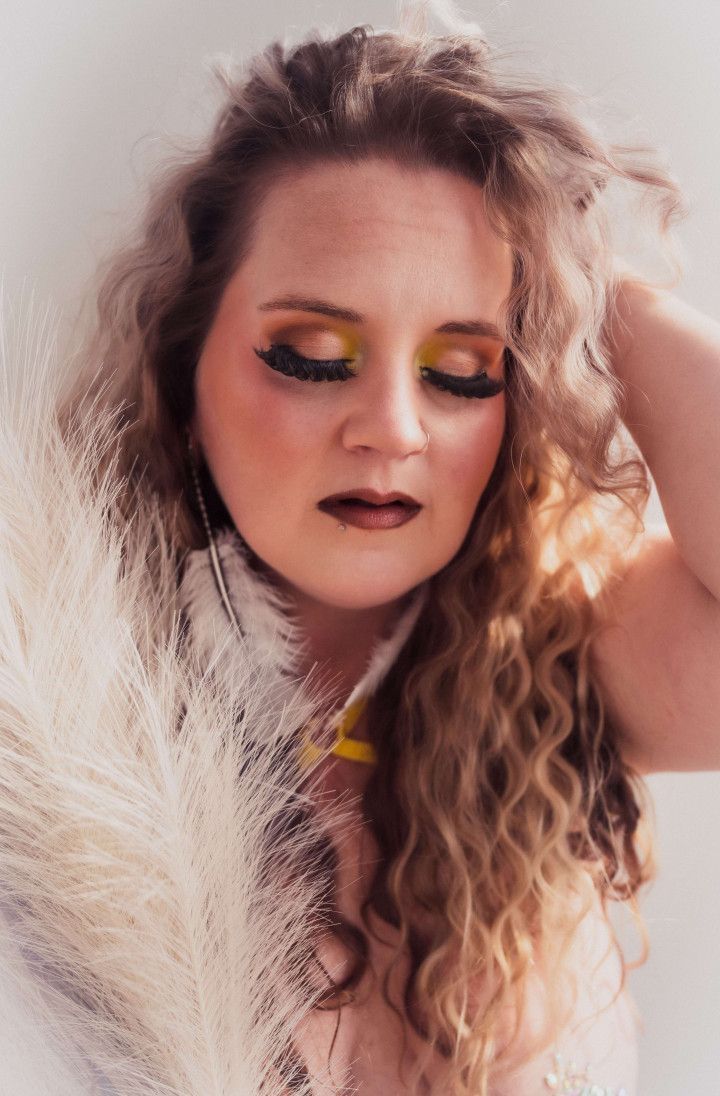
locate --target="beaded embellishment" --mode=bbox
[543,1052,628,1096]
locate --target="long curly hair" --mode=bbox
[62,4,687,1092]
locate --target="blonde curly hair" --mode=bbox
[63,4,686,1092]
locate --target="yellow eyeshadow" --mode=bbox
[417,336,451,368]
[340,331,361,358]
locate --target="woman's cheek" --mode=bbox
[242,380,330,464]
[443,399,506,493]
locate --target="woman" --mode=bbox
[0,7,718,1096]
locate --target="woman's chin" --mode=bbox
[234,527,434,611]
[273,570,423,615]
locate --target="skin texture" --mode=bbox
[191,156,513,703]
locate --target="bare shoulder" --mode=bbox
[586,521,720,774]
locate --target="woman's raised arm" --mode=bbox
[589,266,720,774]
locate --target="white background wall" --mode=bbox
[2,2,718,1091]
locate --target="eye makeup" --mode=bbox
[418,363,505,399]
[254,343,355,382]
[252,342,506,400]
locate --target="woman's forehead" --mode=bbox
[233,158,514,330]
[250,156,509,255]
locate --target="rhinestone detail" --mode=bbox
[542,1052,628,1096]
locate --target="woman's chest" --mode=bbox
[294,919,443,1094]
[297,766,639,1095]
[295,909,639,1096]
[296,767,449,1093]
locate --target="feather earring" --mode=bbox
[185,426,246,641]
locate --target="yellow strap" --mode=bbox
[297,696,377,769]
[332,733,377,764]
[336,697,365,735]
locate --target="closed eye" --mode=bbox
[254,343,354,382]
[418,365,506,399]
[253,343,505,400]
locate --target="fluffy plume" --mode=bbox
[0,290,347,1095]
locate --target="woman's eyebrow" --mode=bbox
[258,294,503,340]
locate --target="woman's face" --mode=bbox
[192,157,513,611]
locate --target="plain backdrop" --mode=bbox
[1,2,718,1091]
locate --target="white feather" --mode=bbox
[178,527,316,722]
[0,290,427,1095]
[179,528,428,736]
[0,293,350,1095]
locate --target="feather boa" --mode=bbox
[0,297,426,1095]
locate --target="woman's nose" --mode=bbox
[340,360,429,458]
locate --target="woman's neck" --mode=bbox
[241,545,420,744]
[286,591,406,725]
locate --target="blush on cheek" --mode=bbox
[449,407,505,491]
[244,380,323,461]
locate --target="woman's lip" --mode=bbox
[320,489,421,507]
[318,500,421,530]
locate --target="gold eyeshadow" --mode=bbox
[266,324,494,377]
[253,332,506,399]
[416,335,489,377]
[255,275,510,401]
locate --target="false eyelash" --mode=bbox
[417,366,506,400]
[254,343,354,382]
[253,343,506,400]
